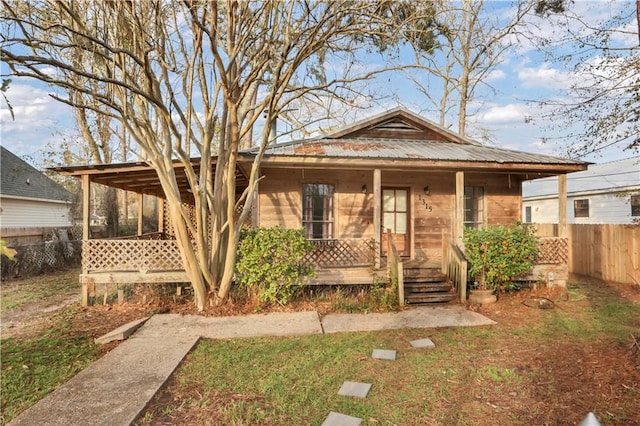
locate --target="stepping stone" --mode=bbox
[372,349,397,360]
[410,338,435,349]
[322,411,362,426]
[337,381,372,398]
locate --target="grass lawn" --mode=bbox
[139,279,640,425]
[1,269,80,312]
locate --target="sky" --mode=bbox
[0,0,638,170]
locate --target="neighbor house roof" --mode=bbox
[1,146,72,203]
[523,156,640,199]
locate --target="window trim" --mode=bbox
[631,194,640,217]
[464,186,485,229]
[574,199,590,218]
[302,183,335,240]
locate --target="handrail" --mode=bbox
[442,232,467,303]
[386,229,405,306]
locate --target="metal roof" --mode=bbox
[257,137,586,166]
[1,146,72,202]
[523,156,640,199]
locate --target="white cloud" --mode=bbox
[485,69,507,82]
[475,103,527,124]
[0,81,72,158]
[517,65,572,89]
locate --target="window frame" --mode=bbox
[464,186,485,229]
[631,194,640,217]
[302,183,335,240]
[574,199,590,218]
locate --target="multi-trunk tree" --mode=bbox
[1,0,435,310]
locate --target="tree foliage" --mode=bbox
[1,0,424,310]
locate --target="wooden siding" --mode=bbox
[465,172,523,226]
[258,169,524,264]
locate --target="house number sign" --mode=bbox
[418,194,433,212]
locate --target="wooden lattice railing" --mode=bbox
[536,237,568,264]
[82,240,184,273]
[305,238,376,268]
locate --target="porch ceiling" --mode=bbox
[52,160,250,202]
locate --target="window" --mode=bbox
[383,188,408,234]
[632,195,640,217]
[574,199,589,218]
[524,206,532,223]
[302,184,334,239]
[464,186,484,229]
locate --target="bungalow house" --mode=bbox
[53,107,587,305]
[523,156,640,225]
[0,146,74,244]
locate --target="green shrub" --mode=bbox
[463,221,538,292]
[235,227,315,305]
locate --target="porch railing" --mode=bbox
[536,237,568,264]
[386,230,405,306]
[304,238,376,268]
[82,239,183,273]
[441,234,467,303]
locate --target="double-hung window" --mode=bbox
[464,186,484,229]
[302,183,334,239]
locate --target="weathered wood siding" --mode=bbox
[258,168,524,263]
[258,168,374,238]
[465,172,522,226]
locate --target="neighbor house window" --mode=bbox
[524,206,532,223]
[302,183,334,239]
[574,199,589,218]
[631,195,640,217]
[464,186,484,229]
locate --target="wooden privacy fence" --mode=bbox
[532,223,640,285]
[570,224,640,285]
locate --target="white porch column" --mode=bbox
[373,168,381,269]
[454,171,464,244]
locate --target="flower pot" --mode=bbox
[469,289,497,305]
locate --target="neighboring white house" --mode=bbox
[522,156,640,225]
[0,146,73,232]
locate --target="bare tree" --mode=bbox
[530,0,640,158]
[401,0,533,136]
[1,0,423,310]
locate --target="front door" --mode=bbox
[381,187,410,257]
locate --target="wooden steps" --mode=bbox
[403,263,456,304]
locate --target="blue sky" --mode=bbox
[1,0,637,168]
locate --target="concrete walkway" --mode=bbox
[9,306,495,426]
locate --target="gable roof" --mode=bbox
[323,106,480,145]
[523,156,640,199]
[254,107,587,174]
[1,146,72,203]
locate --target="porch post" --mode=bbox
[137,193,144,235]
[558,174,567,238]
[454,171,464,244]
[81,174,91,306]
[158,197,165,234]
[81,174,91,241]
[373,168,381,269]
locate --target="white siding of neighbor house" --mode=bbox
[523,191,638,224]
[0,197,73,229]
